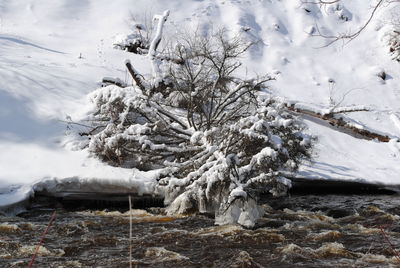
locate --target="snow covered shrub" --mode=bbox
[82,11,312,227]
[113,12,153,54]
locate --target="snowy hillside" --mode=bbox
[0,0,399,210]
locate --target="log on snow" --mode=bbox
[286,104,391,142]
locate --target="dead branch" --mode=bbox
[125,60,146,91]
[286,103,391,142]
[28,211,57,268]
[102,77,127,88]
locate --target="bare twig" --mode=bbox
[379,225,400,263]
[28,210,57,268]
[305,0,394,46]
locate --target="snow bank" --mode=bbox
[0,143,159,214]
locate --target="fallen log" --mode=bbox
[286,103,391,142]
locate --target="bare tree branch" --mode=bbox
[125,60,146,91]
[304,0,398,46]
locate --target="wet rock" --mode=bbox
[326,209,352,218]
[63,245,82,257]
[256,219,286,229]
[0,223,20,233]
[18,245,64,257]
[315,242,353,258]
[144,247,189,263]
[308,231,342,241]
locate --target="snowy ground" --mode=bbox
[0,0,399,210]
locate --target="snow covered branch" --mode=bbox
[148,10,170,57]
[125,60,146,91]
[328,105,369,115]
[286,102,391,142]
[148,10,170,83]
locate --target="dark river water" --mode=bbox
[1,194,400,267]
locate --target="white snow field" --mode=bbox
[0,0,399,210]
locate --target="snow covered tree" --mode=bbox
[81,11,312,227]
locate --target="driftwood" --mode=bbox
[286,103,391,142]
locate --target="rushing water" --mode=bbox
[1,194,400,267]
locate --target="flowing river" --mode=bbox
[1,193,400,267]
